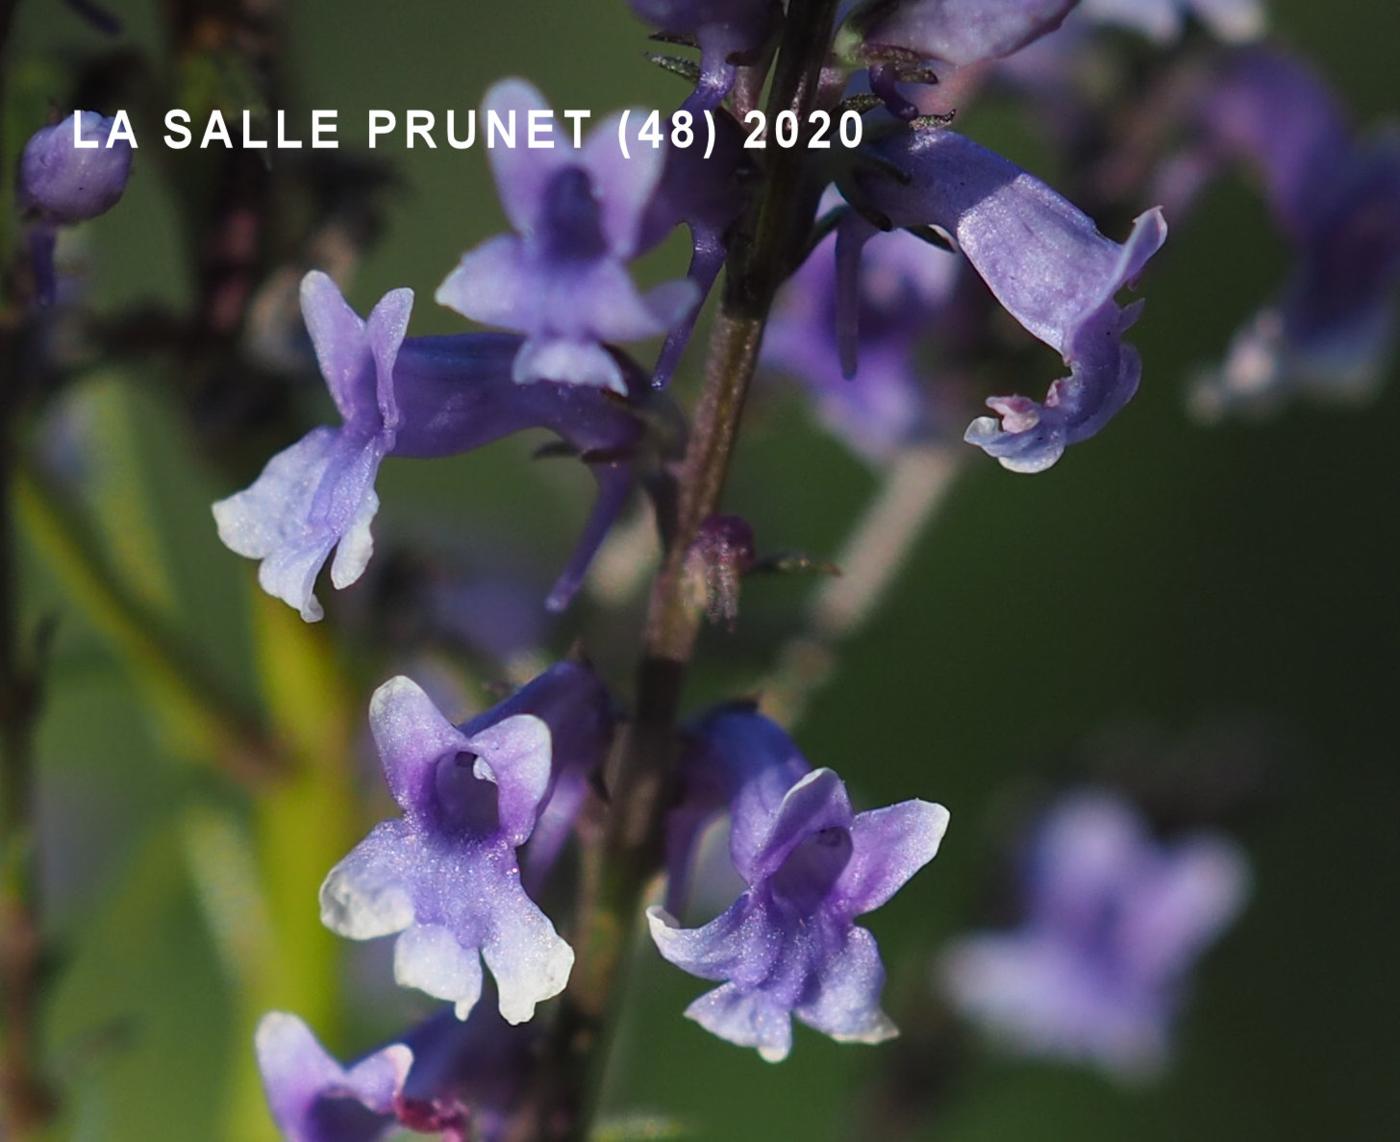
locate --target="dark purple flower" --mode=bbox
[436,79,698,394]
[214,271,657,617]
[256,1012,411,1142]
[629,0,775,105]
[838,127,1166,470]
[318,675,573,1024]
[939,791,1249,1079]
[859,0,1078,70]
[651,708,949,1061]
[1158,50,1400,416]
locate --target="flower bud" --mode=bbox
[18,111,133,225]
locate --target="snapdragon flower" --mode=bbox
[651,708,949,1061]
[436,79,699,395]
[1159,49,1400,416]
[17,110,134,304]
[214,271,660,619]
[837,127,1166,470]
[940,791,1249,1079]
[319,665,614,1025]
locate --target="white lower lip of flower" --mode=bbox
[319,869,414,939]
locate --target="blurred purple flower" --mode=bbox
[1158,49,1400,416]
[651,708,949,1061]
[17,111,134,304]
[256,1002,533,1142]
[318,675,572,1024]
[256,1012,411,1142]
[839,127,1166,470]
[214,271,658,618]
[436,79,698,394]
[763,204,965,461]
[939,791,1249,1079]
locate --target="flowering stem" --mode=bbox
[515,0,842,1136]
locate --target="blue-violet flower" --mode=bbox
[17,110,134,303]
[213,271,657,618]
[838,126,1166,470]
[1159,49,1400,416]
[939,790,1249,1079]
[651,707,949,1061]
[436,79,699,395]
[318,674,575,1024]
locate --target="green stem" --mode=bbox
[513,1,842,1136]
[13,459,287,787]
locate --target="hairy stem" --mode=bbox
[514,0,841,1136]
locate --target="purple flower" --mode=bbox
[940,791,1249,1079]
[764,202,966,461]
[436,80,698,395]
[858,0,1078,70]
[318,674,574,1024]
[214,272,410,620]
[629,0,775,105]
[18,111,132,224]
[17,111,134,304]
[256,1012,411,1142]
[214,271,659,618]
[256,1003,533,1142]
[838,127,1166,471]
[651,708,949,1061]
[1158,50,1400,416]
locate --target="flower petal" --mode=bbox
[300,272,371,423]
[481,884,575,1024]
[793,926,898,1045]
[467,713,553,847]
[255,1012,411,1142]
[369,676,472,818]
[865,0,1077,68]
[684,982,794,1063]
[836,799,951,917]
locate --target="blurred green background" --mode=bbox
[5,0,1399,1139]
